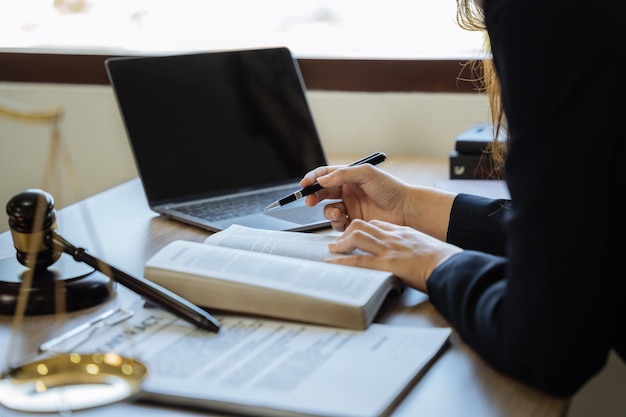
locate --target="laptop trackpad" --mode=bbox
[265,203,327,224]
[217,202,330,231]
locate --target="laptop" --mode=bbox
[105,47,332,232]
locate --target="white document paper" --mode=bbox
[70,303,451,417]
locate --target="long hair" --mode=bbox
[456,0,507,177]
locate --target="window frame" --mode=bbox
[0,51,483,93]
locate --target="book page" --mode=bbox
[64,302,451,417]
[146,240,392,306]
[203,224,360,262]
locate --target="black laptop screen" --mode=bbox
[106,47,327,205]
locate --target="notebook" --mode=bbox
[105,47,331,232]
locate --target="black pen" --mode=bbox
[264,152,387,211]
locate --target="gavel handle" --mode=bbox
[46,231,220,332]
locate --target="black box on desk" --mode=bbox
[449,150,501,179]
[450,123,505,180]
[454,122,506,155]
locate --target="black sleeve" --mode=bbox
[446,194,510,256]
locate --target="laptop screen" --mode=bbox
[106,47,327,205]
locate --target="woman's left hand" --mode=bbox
[326,219,462,293]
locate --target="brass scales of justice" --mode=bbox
[0,97,147,413]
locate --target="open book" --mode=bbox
[144,224,402,329]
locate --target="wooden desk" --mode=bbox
[0,156,568,417]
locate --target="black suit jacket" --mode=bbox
[427,0,625,397]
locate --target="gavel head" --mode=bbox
[6,189,62,270]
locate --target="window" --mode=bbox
[0,0,483,59]
[0,0,486,92]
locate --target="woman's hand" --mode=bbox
[302,164,408,231]
[301,163,457,240]
[326,219,462,293]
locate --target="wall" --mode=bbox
[0,82,490,233]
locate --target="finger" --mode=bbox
[321,202,349,231]
[304,185,344,207]
[326,253,381,271]
[344,218,394,240]
[368,219,403,233]
[301,166,346,207]
[316,164,377,189]
[300,166,339,188]
[329,220,386,254]
[330,218,348,232]
[324,202,347,221]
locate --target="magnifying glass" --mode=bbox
[0,308,147,413]
[0,351,147,412]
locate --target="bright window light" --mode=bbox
[0,0,484,59]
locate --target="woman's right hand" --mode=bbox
[301,163,456,239]
[302,164,407,231]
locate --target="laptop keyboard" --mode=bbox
[174,188,292,221]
